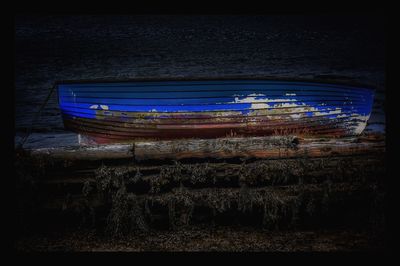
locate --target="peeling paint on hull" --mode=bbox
[57,80,374,143]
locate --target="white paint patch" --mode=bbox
[285,93,296,96]
[290,113,302,119]
[249,93,266,96]
[279,102,305,107]
[228,95,373,135]
[232,93,265,97]
[231,95,301,110]
[232,95,297,104]
[265,98,297,103]
[250,103,270,109]
[314,108,342,116]
[349,114,371,134]
[100,105,109,110]
[90,104,99,109]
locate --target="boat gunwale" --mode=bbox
[54,76,377,92]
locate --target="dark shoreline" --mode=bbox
[16,227,385,252]
[15,133,385,251]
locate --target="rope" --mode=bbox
[17,84,57,150]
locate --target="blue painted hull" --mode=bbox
[57,80,374,143]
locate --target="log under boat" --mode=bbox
[57,79,374,143]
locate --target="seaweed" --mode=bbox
[168,186,194,229]
[93,165,149,236]
[15,145,386,237]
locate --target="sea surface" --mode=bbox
[14,15,385,149]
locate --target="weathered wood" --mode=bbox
[25,134,385,162]
[28,143,134,161]
[134,135,385,161]
[58,80,375,142]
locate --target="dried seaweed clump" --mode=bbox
[238,159,308,186]
[153,161,218,193]
[186,162,217,185]
[168,186,195,229]
[151,161,184,193]
[237,186,301,229]
[94,165,148,236]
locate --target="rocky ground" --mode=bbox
[15,226,384,252]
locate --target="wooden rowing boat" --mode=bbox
[57,79,374,143]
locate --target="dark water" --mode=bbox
[14,15,385,148]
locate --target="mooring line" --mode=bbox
[17,84,57,150]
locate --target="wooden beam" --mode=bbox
[28,143,134,161]
[134,135,385,161]
[25,134,385,162]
